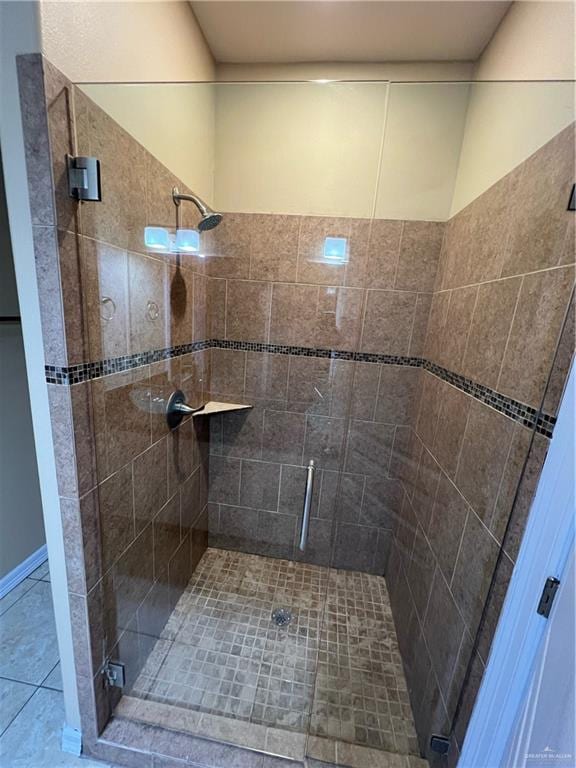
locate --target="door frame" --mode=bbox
[459,361,575,767]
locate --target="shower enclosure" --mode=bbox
[17,56,575,768]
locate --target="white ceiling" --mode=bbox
[190,1,512,64]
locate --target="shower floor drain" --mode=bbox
[271,607,293,627]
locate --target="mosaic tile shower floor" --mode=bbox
[132,548,419,756]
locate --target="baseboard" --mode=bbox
[61,724,82,756]
[0,543,48,599]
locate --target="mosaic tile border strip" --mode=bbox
[422,360,556,438]
[44,340,213,385]
[44,339,555,437]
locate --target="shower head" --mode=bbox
[198,211,223,231]
[172,187,223,231]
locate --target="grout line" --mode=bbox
[436,261,573,295]
[459,284,481,377]
[449,509,470,591]
[391,220,406,290]
[495,275,524,394]
[0,682,41,738]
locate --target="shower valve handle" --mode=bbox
[166,390,205,429]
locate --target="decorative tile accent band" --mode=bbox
[44,340,555,437]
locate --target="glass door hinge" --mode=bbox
[66,155,102,201]
[103,660,125,689]
[537,576,560,618]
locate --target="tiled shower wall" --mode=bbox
[385,124,575,764]
[18,54,211,753]
[204,216,444,571]
[201,125,574,764]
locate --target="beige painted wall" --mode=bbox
[451,1,576,214]
[38,1,575,220]
[81,82,216,205]
[216,61,474,82]
[474,0,575,81]
[214,81,387,218]
[41,1,216,203]
[213,78,470,220]
[40,1,214,82]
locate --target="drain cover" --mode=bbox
[272,607,292,627]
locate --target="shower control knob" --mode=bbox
[166,390,205,429]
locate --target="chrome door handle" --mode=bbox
[298,460,315,552]
[166,390,205,429]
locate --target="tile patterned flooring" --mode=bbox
[132,548,420,757]
[0,561,115,768]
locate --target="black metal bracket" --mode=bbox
[537,576,560,618]
[568,184,575,211]
[430,735,451,754]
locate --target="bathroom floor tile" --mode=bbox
[0,581,59,685]
[29,560,50,582]
[0,578,36,616]
[0,687,115,768]
[132,548,419,758]
[41,662,63,691]
[0,678,36,736]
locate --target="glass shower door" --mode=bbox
[74,76,391,758]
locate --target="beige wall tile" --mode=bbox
[395,221,443,292]
[225,279,272,343]
[462,278,522,389]
[375,365,419,425]
[431,383,471,479]
[128,252,168,355]
[168,264,194,348]
[99,464,134,573]
[360,290,418,355]
[250,214,300,282]
[269,283,318,345]
[428,473,468,585]
[80,99,147,254]
[450,510,499,635]
[455,400,515,525]
[244,352,289,401]
[91,367,152,479]
[17,55,56,227]
[210,348,246,397]
[364,219,403,290]
[437,286,478,373]
[133,438,168,534]
[296,215,369,287]
[502,123,575,277]
[409,293,433,357]
[204,214,251,279]
[32,226,68,367]
[81,237,129,361]
[498,266,575,407]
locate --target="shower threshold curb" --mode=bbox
[102,695,428,768]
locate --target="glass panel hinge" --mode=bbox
[103,660,126,689]
[537,576,560,619]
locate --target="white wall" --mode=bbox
[41,1,216,203]
[451,1,576,214]
[0,158,45,581]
